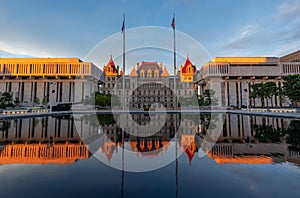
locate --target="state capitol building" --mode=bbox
[101,56,196,110]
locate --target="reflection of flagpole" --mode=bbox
[172,13,177,109]
[122,13,126,110]
[175,124,178,198]
[120,127,125,198]
[120,14,125,198]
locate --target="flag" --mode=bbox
[171,16,175,30]
[121,20,125,32]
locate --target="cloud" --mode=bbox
[221,24,259,52]
[264,42,300,57]
[277,0,300,19]
[0,41,52,57]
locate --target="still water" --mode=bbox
[0,113,299,197]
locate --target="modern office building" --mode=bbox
[194,50,300,107]
[0,58,104,107]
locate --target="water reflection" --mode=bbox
[0,116,90,164]
[0,114,299,166]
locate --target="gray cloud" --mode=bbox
[277,0,300,19]
[220,24,263,56]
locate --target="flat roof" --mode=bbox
[0,58,82,63]
[212,57,279,63]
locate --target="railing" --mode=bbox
[0,143,89,164]
[281,62,300,75]
[0,62,95,77]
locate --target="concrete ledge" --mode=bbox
[249,109,268,112]
[31,109,49,113]
[247,108,297,113]
[269,108,297,113]
[3,110,29,115]
[2,109,49,115]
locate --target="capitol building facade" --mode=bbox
[101,56,197,110]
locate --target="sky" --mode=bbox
[0,0,300,68]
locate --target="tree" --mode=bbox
[33,97,40,107]
[42,96,49,106]
[0,92,13,109]
[95,93,111,107]
[250,83,265,107]
[264,82,278,108]
[198,89,218,106]
[13,97,20,107]
[282,74,300,106]
[253,124,285,143]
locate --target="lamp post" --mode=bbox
[243,82,249,112]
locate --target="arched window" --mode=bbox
[148,70,152,77]
[141,70,144,77]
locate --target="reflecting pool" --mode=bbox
[0,113,299,197]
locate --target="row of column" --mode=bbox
[0,79,99,106]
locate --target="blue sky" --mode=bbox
[0,0,300,66]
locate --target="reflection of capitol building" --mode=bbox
[99,114,199,164]
[101,56,197,110]
[100,114,179,162]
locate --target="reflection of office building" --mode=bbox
[0,58,104,106]
[196,114,300,165]
[102,56,197,110]
[0,116,100,164]
[0,143,89,164]
[194,50,300,107]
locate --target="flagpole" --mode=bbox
[172,13,178,198]
[122,13,125,110]
[173,13,177,110]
